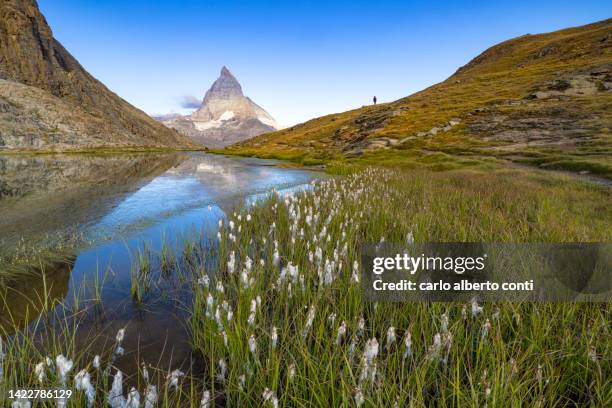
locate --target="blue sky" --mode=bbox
[39,0,611,127]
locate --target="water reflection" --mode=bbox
[0,152,320,376]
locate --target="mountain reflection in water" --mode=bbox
[0,152,320,376]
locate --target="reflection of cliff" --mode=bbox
[0,257,73,334]
[0,153,185,255]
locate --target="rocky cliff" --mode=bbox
[0,0,195,150]
[159,67,278,148]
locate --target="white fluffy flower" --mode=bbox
[217,359,227,382]
[262,388,279,408]
[364,338,379,363]
[403,330,412,360]
[352,260,360,283]
[227,251,236,273]
[288,363,296,382]
[336,321,347,345]
[55,355,73,385]
[481,319,491,339]
[75,369,95,407]
[198,275,210,288]
[271,327,278,349]
[34,361,45,383]
[354,388,364,407]
[303,305,317,338]
[168,369,184,390]
[471,299,483,317]
[427,333,442,361]
[200,390,211,408]
[11,399,31,408]
[126,387,140,408]
[92,355,101,370]
[249,334,257,355]
[116,328,126,344]
[386,326,396,349]
[108,370,126,408]
[144,385,158,408]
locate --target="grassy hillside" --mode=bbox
[226,19,612,177]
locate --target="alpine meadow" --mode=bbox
[0,2,611,408]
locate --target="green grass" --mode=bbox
[187,167,611,406]
[1,166,610,406]
[224,20,612,179]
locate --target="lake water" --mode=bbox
[0,152,321,376]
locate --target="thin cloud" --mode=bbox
[179,95,201,109]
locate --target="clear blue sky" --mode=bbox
[39,0,610,127]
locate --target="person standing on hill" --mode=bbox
[373,96,377,105]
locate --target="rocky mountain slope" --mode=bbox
[159,67,278,148]
[228,19,612,178]
[0,0,195,151]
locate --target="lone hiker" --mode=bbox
[373,96,377,105]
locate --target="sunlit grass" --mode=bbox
[1,166,610,406]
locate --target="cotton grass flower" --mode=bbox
[221,330,228,348]
[55,355,73,385]
[74,369,95,407]
[588,346,598,363]
[168,369,185,390]
[481,319,491,340]
[402,330,412,360]
[364,338,379,362]
[141,362,150,384]
[288,363,296,382]
[114,328,126,358]
[108,370,126,408]
[357,317,365,337]
[126,387,140,408]
[262,388,279,408]
[116,328,126,344]
[35,361,45,383]
[217,359,227,382]
[200,390,211,408]
[227,251,236,273]
[427,333,442,362]
[441,313,449,332]
[303,305,316,338]
[471,299,483,317]
[352,260,360,283]
[198,275,210,288]
[144,385,158,408]
[359,338,379,384]
[354,387,364,407]
[349,335,359,359]
[92,355,101,370]
[386,326,397,349]
[336,321,347,345]
[249,334,257,355]
[271,326,279,349]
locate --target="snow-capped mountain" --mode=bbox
[158,67,278,147]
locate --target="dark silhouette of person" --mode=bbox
[373,96,377,105]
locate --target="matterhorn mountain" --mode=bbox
[159,67,278,147]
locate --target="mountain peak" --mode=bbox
[220,66,234,78]
[203,66,243,103]
[161,66,278,147]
